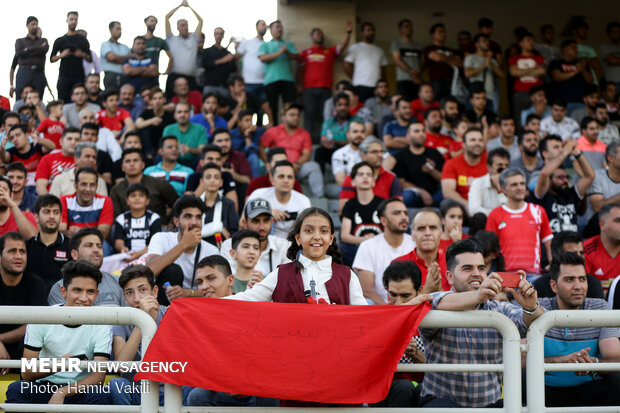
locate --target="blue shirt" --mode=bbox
[189,113,228,140]
[19,190,38,213]
[383,119,411,139]
[230,126,265,156]
[520,106,551,127]
[144,162,194,196]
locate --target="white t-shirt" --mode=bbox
[167,33,198,75]
[331,144,362,176]
[247,187,311,238]
[352,233,415,302]
[237,37,265,84]
[344,42,388,87]
[96,127,122,162]
[147,232,220,288]
[220,234,291,274]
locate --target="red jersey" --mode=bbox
[393,248,450,291]
[7,144,45,186]
[299,45,339,89]
[172,91,203,115]
[36,118,65,148]
[486,203,553,274]
[508,54,545,92]
[411,100,440,122]
[34,150,75,188]
[425,131,453,155]
[584,235,620,292]
[260,124,313,164]
[437,235,468,257]
[340,167,402,201]
[440,151,488,200]
[97,108,130,133]
[0,211,37,236]
[246,173,303,197]
[448,140,464,156]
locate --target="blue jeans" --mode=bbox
[187,388,256,406]
[403,188,443,207]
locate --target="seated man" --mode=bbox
[144,135,194,196]
[6,162,37,213]
[211,128,252,188]
[35,127,80,196]
[6,260,111,407]
[229,109,266,178]
[78,110,122,162]
[146,195,220,305]
[185,144,238,210]
[584,202,620,293]
[189,93,228,140]
[96,88,136,144]
[468,147,509,216]
[331,121,365,186]
[540,98,581,141]
[541,252,620,407]
[410,83,439,122]
[198,162,238,247]
[162,102,208,166]
[49,142,108,198]
[1,124,55,188]
[0,176,37,238]
[246,147,302,197]
[48,227,123,306]
[418,238,543,408]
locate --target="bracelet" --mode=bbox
[522,302,539,315]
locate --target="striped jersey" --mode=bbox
[113,210,162,252]
[143,162,194,196]
[60,193,114,228]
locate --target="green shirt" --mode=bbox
[321,115,363,142]
[162,123,207,163]
[232,277,249,294]
[257,40,297,85]
[145,36,169,62]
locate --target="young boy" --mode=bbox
[114,183,162,262]
[37,100,65,148]
[96,89,136,144]
[1,124,55,188]
[199,162,238,247]
[229,230,262,293]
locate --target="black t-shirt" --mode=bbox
[548,59,588,103]
[97,150,114,176]
[138,109,175,145]
[341,195,384,238]
[531,186,582,233]
[112,157,154,182]
[51,34,90,78]
[393,147,444,193]
[202,46,236,87]
[25,233,71,293]
[533,272,604,299]
[186,170,236,195]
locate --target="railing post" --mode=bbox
[164,383,183,413]
[527,314,547,413]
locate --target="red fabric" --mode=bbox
[0,96,10,111]
[339,167,401,200]
[508,54,545,92]
[34,150,75,188]
[0,211,37,236]
[393,249,450,291]
[260,124,313,164]
[425,131,453,157]
[96,108,130,133]
[299,45,339,89]
[135,298,431,404]
[440,151,488,200]
[584,235,620,292]
[437,236,468,257]
[37,118,65,148]
[411,100,439,122]
[486,203,553,274]
[247,174,303,196]
[172,91,203,115]
[273,262,350,304]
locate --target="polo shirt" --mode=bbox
[339,166,403,200]
[101,40,131,73]
[299,45,340,89]
[393,249,449,291]
[257,40,297,85]
[144,162,194,196]
[162,122,208,164]
[60,193,114,229]
[584,235,620,292]
[577,136,606,171]
[260,124,313,164]
[321,115,363,142]
[25,233,71,292]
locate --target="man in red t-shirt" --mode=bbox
[96,89,136,144]
[508,31,546,121]
[1,124,55,187]
[424,107,452,157]
[36,101,65,148]
[0,176,37,237]
[486,168,553,275]
[584,202,620,292]
[246,147,302,197]
[410,83,440,122]
[34,127,80,196]
[259,104,323,197]
[168,76,202,115]
[441,127,487,211]
[299,21,352,143]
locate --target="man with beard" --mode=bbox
[578,117,606,171]
[144,136,194,196]
[391,19,423,101]
[594,103,620,146]
[147,195,219,305]
[100,22,132,90]
[48,227,123,306]
[383,98,413,152]
[50,11,91,102]
[424,107,453,156]
[364,80,391,132]
[510,130,544,188]
[220,199,290,275]
[0,177,37,238]
[332,121,365,186]
[570,85,599,125]
[487,116,520,162]
[14,16,49,99]
[26,195,71,292]
[487,168,553,276]
[164,102,208,165]
[384,121,443,207]
[0,232,47,361]
[585,203,620,294]
[344,22,388,103]
[533,138,595,233]
[353,198,414,304]
[424,23,462,101]
[143,15,173,77]
[440,96,461,137]
[85,73,102,106]
[520,86,551,128]
[61,84,101,128]
[441,127,488,211]
[211,128,252,187]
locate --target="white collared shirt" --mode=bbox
[227,255,367,305]
[220,234,291,274]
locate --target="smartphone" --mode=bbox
[498,272,521,288]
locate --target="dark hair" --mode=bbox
[172,195,206,219]
[101,88,119,101]
[518,129,538,145]
[580,116,598,130]
[266,147,287,163]
[397,19,412,29]
[424,107,441,120]
[271,160,295,176]
[599,201,620,222]
[550,231,582,262]
[108,21,120,30]
[201,162,222,178]
[463,126,483,142]
[529,85,545,97]
[360,22,375,32]
[606,21,620,34]
[473,33,489,43]
[211,127,230,139]
[119,264,155,289]
[46,100,64,113]
[439,199,465,219]
[525,113,541,124]
[539,134,563,157]
[286,207,341,265]
[560,39,576,50]
[473,230,505,271]
[540,24,554,34]
[63,126,81,138]
[80,122,99,134]
[442,95,460,109]
[231,229,260,250]
[62,260,102,289]
[478,17,493,28]
[2,112,19,126]
[126,183,149,199]
[377,197,405,218]
[35,194,62,214]
[430,22,445,35]
[160,135,178,148]
[446,238,484,272]
[0,232,25,255]
[333,92,350,105]
[350,161,374,179]
[469,82,486,96]
[238,109,253,120]
[196,255,232,277]
[551,98,567,109]
[382,260,422,290]
[0,176,12,193]
[517,31,534,42]
[202,92,220,105]
[75,166,98,184]
[69,227,104,252]
[8,124,28,136]
[6,162,27,178]
[133,35,147,43]
[550,252,586,281]
[487,147,511,166]
[121,148,144,162]
[202,144,222,156]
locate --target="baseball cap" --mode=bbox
[244,198,272,219]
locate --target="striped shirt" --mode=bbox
[113,210,161,252]
[60,193,114,228]
[420,291,530,407]
[144,162,194,196]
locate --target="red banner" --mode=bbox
[135,298,431,404]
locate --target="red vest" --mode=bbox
[272,261,351,304]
